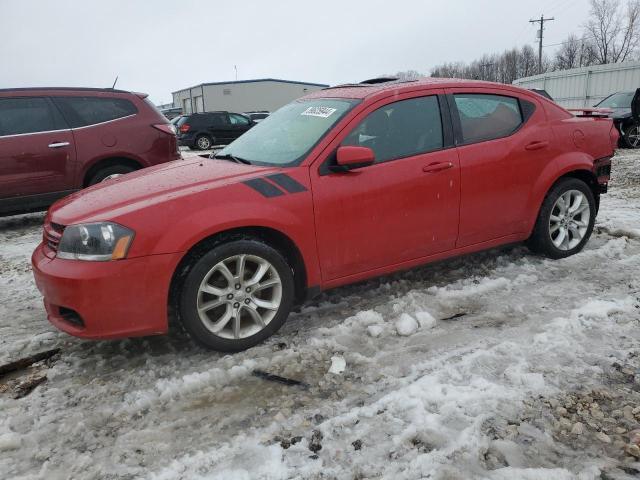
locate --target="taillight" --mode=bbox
[179,124,190,133]
[152,124,177,135]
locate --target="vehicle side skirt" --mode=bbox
[320,233,526,290]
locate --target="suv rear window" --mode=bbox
[180,113,227,127]
[52,96,138,128]
[0,97,67,136]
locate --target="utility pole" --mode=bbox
[529,15,554,74]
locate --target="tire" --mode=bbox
[622,123,640,149]
[527,178,596,259]
[195,135,212,150]
[88,165,136,186]
[178,239,295,351]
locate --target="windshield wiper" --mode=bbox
[212,153,252,165]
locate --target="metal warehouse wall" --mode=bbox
[513,61,640,108]
[172,80,326,114]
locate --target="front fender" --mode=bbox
[137,182,321,288]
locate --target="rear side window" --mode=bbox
[52,96,138,128]
[0,97,66,136]
[206,113,227,126]
[453,94,522,144]
[229,113,250,125]
[342,95,443,164]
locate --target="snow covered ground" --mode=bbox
[1,150,639,480]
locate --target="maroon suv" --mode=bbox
[0,87,180,216]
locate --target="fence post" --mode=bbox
[584,70,591,108]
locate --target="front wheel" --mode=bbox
[178,240,295,351]
[527,178,596,259]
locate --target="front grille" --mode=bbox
[43,221,65,253]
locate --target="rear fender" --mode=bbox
[524,151,597,235]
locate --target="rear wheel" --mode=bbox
[527,178,596,259]
[195,135,212,150]
[178,240,294,351]
[88,165,136,186]
[622,123,640,148]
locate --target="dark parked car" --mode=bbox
[176,112,255,150]
[244,111,270,123]
[0,87,180,216]
[594,89,640,148]
[529,88,554,101]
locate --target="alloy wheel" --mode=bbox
[197,136,211,149]
[548,189,590,251]
[196,254,282,339]
[627,125,640,148]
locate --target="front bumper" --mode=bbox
[32,244,183,339]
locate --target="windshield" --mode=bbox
[597,92,634,108]
[217,98,358,166]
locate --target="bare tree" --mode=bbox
[584,0,640,64]
[393,70,424,81]
[554,34,582,69]
[519,45,538,77]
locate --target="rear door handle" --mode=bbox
[422,161,453,173]
[525,141,549,151]
[48,142,70,148]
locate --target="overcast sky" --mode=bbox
[0,0,592,104]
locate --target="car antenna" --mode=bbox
[111,76,119,89]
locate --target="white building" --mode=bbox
[513,61,640,108]
[172,78,328,115]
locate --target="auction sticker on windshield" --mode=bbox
[301,106,337,118]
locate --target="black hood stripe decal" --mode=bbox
[243,178,285,197]
[265,173,308,193]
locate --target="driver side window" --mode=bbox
[342,95,443,164]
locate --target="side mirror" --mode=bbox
[331,146,375,172]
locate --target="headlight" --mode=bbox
[57,222,134,261]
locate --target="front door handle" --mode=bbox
[48,141,70,148]
[422,161,453,173]
[525,141,549,151]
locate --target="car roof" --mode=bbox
[0,87,135,94]
[301,77,531,101]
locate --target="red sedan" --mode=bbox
[32,78,618,351]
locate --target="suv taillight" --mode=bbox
[179,124,190,133]
[153,124,177,135]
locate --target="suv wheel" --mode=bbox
[527,178,596,259]
[179,240,294,351]
[88,165,136,186]
[195,135,212,150]
[622,123,640,148]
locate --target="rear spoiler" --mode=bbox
[567,107,613,118]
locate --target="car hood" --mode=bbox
[50,158,278,225]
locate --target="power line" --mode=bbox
[530,15,555,73]
[543,33,597,48]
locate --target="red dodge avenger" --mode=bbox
[32,78,618,351]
